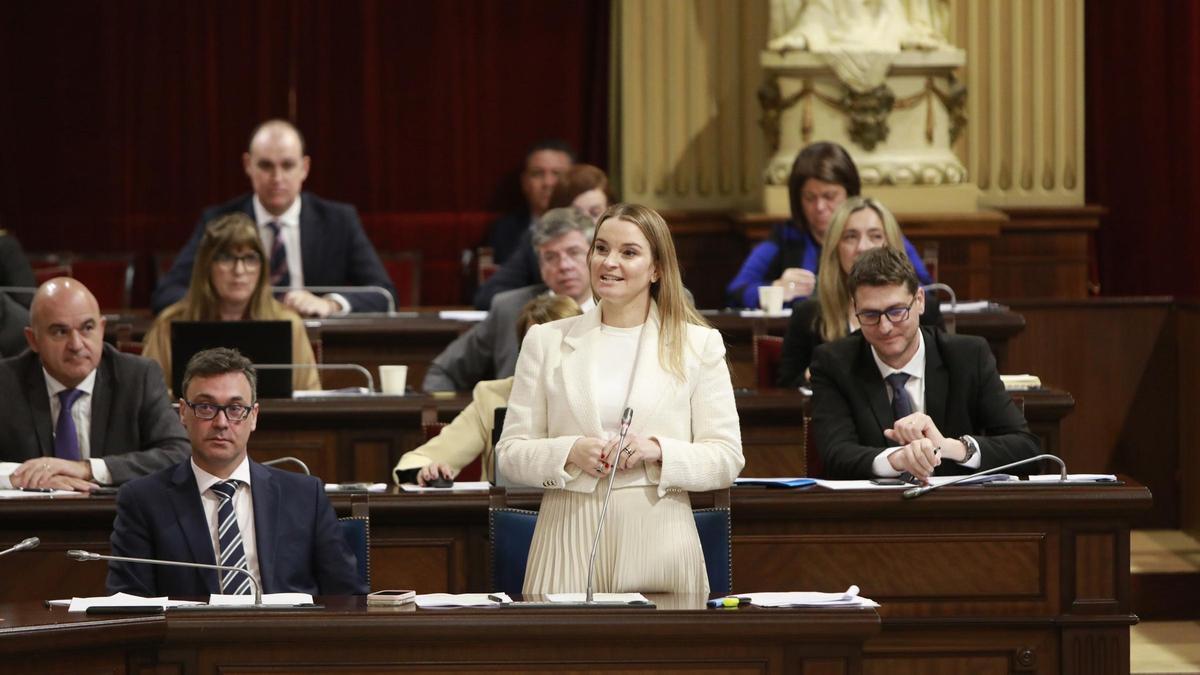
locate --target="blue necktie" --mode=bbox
[885,373,914,421]
[210,480,252,594]
[54,389,85,460]
[266,221,290,287]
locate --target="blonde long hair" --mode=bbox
[591,204,709,379]
[176,212,293,321]
[815,196,905,343]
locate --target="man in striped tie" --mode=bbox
[106,347,364,597]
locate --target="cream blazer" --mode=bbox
[392,377,512,483]
[497,302,744,497]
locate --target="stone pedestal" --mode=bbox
[760,49,977,214]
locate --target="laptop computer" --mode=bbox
[170,320,294,399]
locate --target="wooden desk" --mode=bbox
[245,386,1072,483]
[0,597,879,674]
[106,307,1026,391]
[0,480,1149,674]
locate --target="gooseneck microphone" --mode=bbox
[902,453,1068,500]
[67,549,263,605]
[585,406,633,603]
[0,537,39,557]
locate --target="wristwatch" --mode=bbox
[959,435,980,463]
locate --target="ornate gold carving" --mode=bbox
[842,85,895,151]
[759,73,967,153]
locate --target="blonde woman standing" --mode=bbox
[498,204,743,595]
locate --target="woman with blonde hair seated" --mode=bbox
[392,294,583,486]
[777,196,942,387]
[143,212,320,395]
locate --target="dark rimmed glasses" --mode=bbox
[183,400,254,422]
[213,252,262,270]
[855,296,917,326]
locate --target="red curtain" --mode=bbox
[1086,1,1200,297]
[0,0,609,304]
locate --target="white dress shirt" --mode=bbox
[192,456,262,591]
[253,195,351,315]
[870,332,982,477]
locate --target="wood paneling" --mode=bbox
[1005,298,1179,527]
[1179,304,1200,537]
[0,482,1147,674]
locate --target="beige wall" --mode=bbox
[611,0,769,211]
[612,0,1085,212]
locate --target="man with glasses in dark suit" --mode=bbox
[809,247,1038,481]
[106,347,364,597]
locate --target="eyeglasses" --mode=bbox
[183,400,254,422]
[539,248,588,266]
[855,297,917,326]
[213,253,262,270]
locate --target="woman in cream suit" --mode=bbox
[497,204,744,594]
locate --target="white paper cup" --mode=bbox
[758,286,784,314]
[379,365,408,395]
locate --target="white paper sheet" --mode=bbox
[207,592,314,606]
[545,592,650,604]
[736,585,879,608]
[415,593,505,608]
[439,310,488,322]
[399,481,491,492]
[59,593,203,612]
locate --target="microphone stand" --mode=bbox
[902,453,1091,500]
[66,549,294,609]
[585,407,633,604]
[0,537,39,557]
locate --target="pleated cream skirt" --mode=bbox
[522,485,709,595]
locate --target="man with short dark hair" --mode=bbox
[152,119,395,317]
[107,347,364,596]
[473,140,575,309]
[810,247,1039,480]
[0,278,189,491]
[483,139,575,266]
[424,208,595,392]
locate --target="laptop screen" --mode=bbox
[170,320,294,399]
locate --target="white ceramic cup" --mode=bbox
[758,285,785,314]
[379,365,408,395]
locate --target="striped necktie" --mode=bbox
[266,221,290,287]
[209,480,252,594]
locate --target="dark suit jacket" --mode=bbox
[0,344,191,483]
[423,284,545,392]
[107,459,365,596]
[474,228,541,309]
[151,192,396,314]
[809,327,1040,479]
[484,209,533,265]
[778,298,944,388]
[0,232,35,357]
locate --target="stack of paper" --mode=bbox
[940,300,992,313]
[1000,374,1042,390]
[545,592,650,604]
[415,593,505,608]
[208,593,313,606]
[399,481,491,492]
[738,585,878,608]
[438,310,488,322]
[55,593,203,612]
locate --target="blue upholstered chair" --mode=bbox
[488,487,731,596]
[338,499,371,591]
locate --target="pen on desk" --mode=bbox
[18,487,55,493]
[487,594,505,603]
